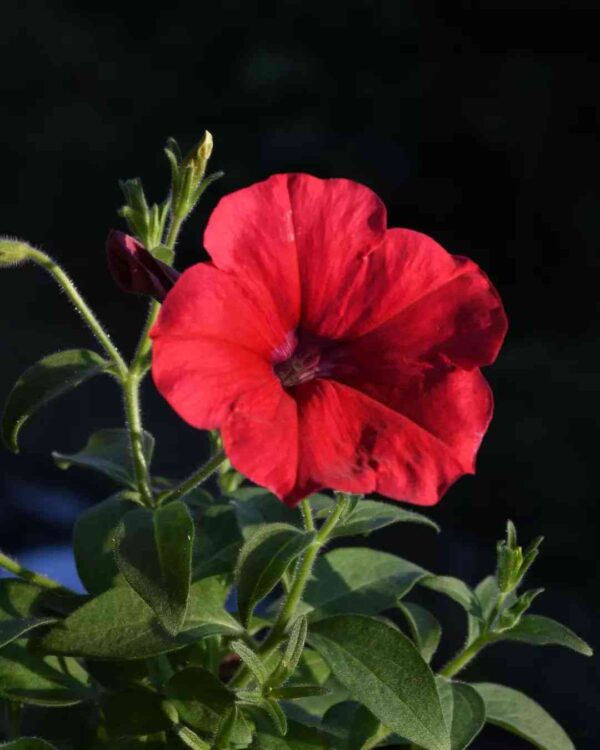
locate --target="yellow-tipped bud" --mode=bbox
[0,238,34,268]
[185,130,214,181]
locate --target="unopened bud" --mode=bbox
[106,230,180,302]
[0,238,34,268]
[186,130,213,177]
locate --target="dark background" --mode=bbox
[0,1,598,746]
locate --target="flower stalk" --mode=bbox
[0,551,71,593]
[158,449,228,505]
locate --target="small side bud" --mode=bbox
[106,230,180,302]
[0,238,34,268]
[497,588,544,631]
[185,130,214,179]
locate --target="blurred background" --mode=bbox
[0,0,598,746]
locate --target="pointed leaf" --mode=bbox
[73,493,139,595]
[231,640,269,685]
[398,602,442,663]
[309,614,450,750]
[192,501,243,580]
[0,579,57,648]
[53,428,154,487]
[420,576,481,617]
[165,667,235,733]
[495,614,593,655]
[437,679,486,749]
[0,616,58,649]
[271,685,329,700]
[114,501,194,634]
[330,499,439,539]
[0,643,92,706]
[262,697,288,736]
[41,575,241,659]
[299,548,427,621]
[473,683,574,750]
[236,524,316,626]
[321,701,381,750]
[2,349,108,453]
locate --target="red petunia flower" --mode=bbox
[151,174,507,507]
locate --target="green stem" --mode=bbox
[159,450,227,504]
[6,701,21,740]
[438,634,490,679]
[28,248,128,377]
[165,213,185,250]
[229,493,349,689]
[0,551,71,592]
[123,372,154,506]
[300,498,315,531]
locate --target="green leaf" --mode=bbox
[420,576,481,617]
[41,575,241,659]
[231,640,269,685]
[330,499,439,539]
[473,683,575,750]
[166,667,234,732]
[1,349,109,453]
[192,501,243,580]
[261,698,288,736]
[102,686,172,737]
[230,488,301,539]
[0,741,58,749]
[53,428,154,487]
[321,701,381,750]
[309,614,450,750]
[270,685,329,700]
[0,643,92,706]
[398,602,442,663]
[0,579,57,649]
[236,524,316,626]
[467,576,499,642]
[251,719,329,749]
[114,501,194,634]
[495,614,593,655]
[172,725,211,750]
[73,493,139,595]
[268,616,308,688]
[299,548,426,621]
[437,679,485,749]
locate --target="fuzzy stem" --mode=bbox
[123,371,154,506]
[0,551,71,592]
[27,248,128,377]
[159,450,228,504]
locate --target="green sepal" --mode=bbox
[267,616,308,688]
[2,349,109,453]
[53,428,154,487]
[309,614,450,750]
[260,698,288,736]
[473,683,575,750]
[231,640,269,686]
[114,501,194,634]
[0,238,34,267]
[236,524,316,626]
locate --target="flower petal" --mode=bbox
[203,174,301,332]
[151,263,291,359]
[221,382,302,500]
[204,174,387,338]
[152,337,274,430]
[286,377,489,507]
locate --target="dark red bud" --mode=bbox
[106,230,180,302]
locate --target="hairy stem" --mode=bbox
[0,551,71,593]
[123,371,154,506]
[28,248,128,377]
[230,493,349,688]
[159,450,228,504]
[438,634,490,679]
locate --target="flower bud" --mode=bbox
[185,130,213,181]
[106,230,180,302]
[0,238,33,268]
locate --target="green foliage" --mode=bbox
[0,580,57,650]
[309,614,450,750]
[329,499,439,538]
[236,524,316,626]
[101,686,172,738]
[53,428,155,487]
[299,547,426,621]
[73,493,139,595]
[0,741,58,749]
[473,683,574,750]
[494,614,593,655]
[398,602,442,663]
[41,576,240,659]
[114,501,194,634]
[1,350,108,453]
[437,679,486,749]
[321,701,381,750]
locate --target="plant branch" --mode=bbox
[123,371,154,506]
[28,248,128,378]
[159,450,228,504]
[0,551,72,593]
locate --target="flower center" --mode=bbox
[273,332,335,388]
